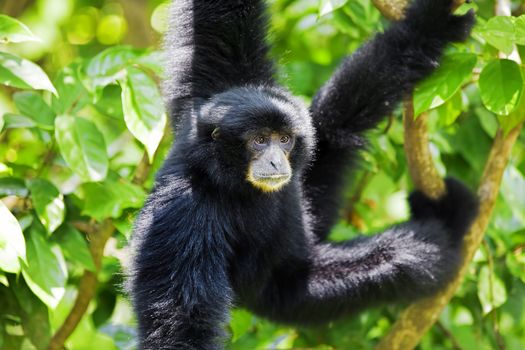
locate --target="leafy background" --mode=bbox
[0,0,524,349]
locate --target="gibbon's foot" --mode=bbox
[408,177,479,245]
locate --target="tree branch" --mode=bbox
[371,0,408,20]
[47,220,115,350]
[371,0,465,20]
[372,0,523,349]
[376,109,523,350]
[47,151,153,350]
[436,321,465,350]
[402,99,445,199]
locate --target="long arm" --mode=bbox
[165,0,275,121]
[255,179,478,323]
[303,0,474,239]
[128,178,232,350]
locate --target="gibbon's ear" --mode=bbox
[212,127,221,141]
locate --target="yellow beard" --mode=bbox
[246,168,291,193]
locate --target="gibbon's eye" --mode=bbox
[254,135,267,146]
[211,127,221,140]
[280,135,290,144]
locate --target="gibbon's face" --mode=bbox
[244,128,295,192]
[198,87,314,193]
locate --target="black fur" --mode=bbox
[128,1,478,349]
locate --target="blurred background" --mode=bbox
[0,0,524,349]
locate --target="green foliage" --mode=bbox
[0,52,56,94]
[0,201,26,273]
[22,226,67,309]
[414,52,477,117]
[479,59,523,115]
[120,67,167,162]
[0,15,40,44]
[0,0,524,349]
[28,178,65,234]
[55,115,109,181]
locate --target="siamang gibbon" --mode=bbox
[128,0,478,348]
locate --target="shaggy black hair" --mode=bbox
[128,1,478,349]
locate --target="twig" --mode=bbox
[344,170,372,223]
[482,240,506,350]
[71,220,98,235]
[383,114,395,134]
[35,140,56,179]
[3,196,30,212]
[436,321,465,350]
[47,151,153,349]
[132,152,152,185]
[47,220,115,350]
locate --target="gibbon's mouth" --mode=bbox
[255,173,289,179]
[247,173,291,192]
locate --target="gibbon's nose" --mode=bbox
[268,148,284,170]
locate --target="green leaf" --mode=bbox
[477,265,507,315]
[88,46,141,77]
[452,115,492,172]
[0,201,26,273]
[2,113,38,129]
[343,0,381,33]
[13,91,55,130]
[500,166,525,225]
[11,278,52,350]
[0,163,11,176]
[452,305,474,326]
[498,74,525,135]
[0,273,8,286]
[92,85,125,120]
[55,115,108,182]
[506,252,525,284]
[479,59,523,116]
[515,15,525,46]
[121,67,166,161]
[319,0,348,16]
[0,177,28,197]
[21,227,67,309]
[435,90,464,126]
[67,316,118,350]
[51,65,89,115]
[332,10,361,38]
[54,224,95,272]
[0,14,40,43]
[0,52,57,94]
[476,107,498,138]
[481,16,516,55]
[28,179,65,234]
[134,50,165,76]
[414,53,477,116]
[230,309,254,342]
[80,179,146,220]
[87,46,142,88]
